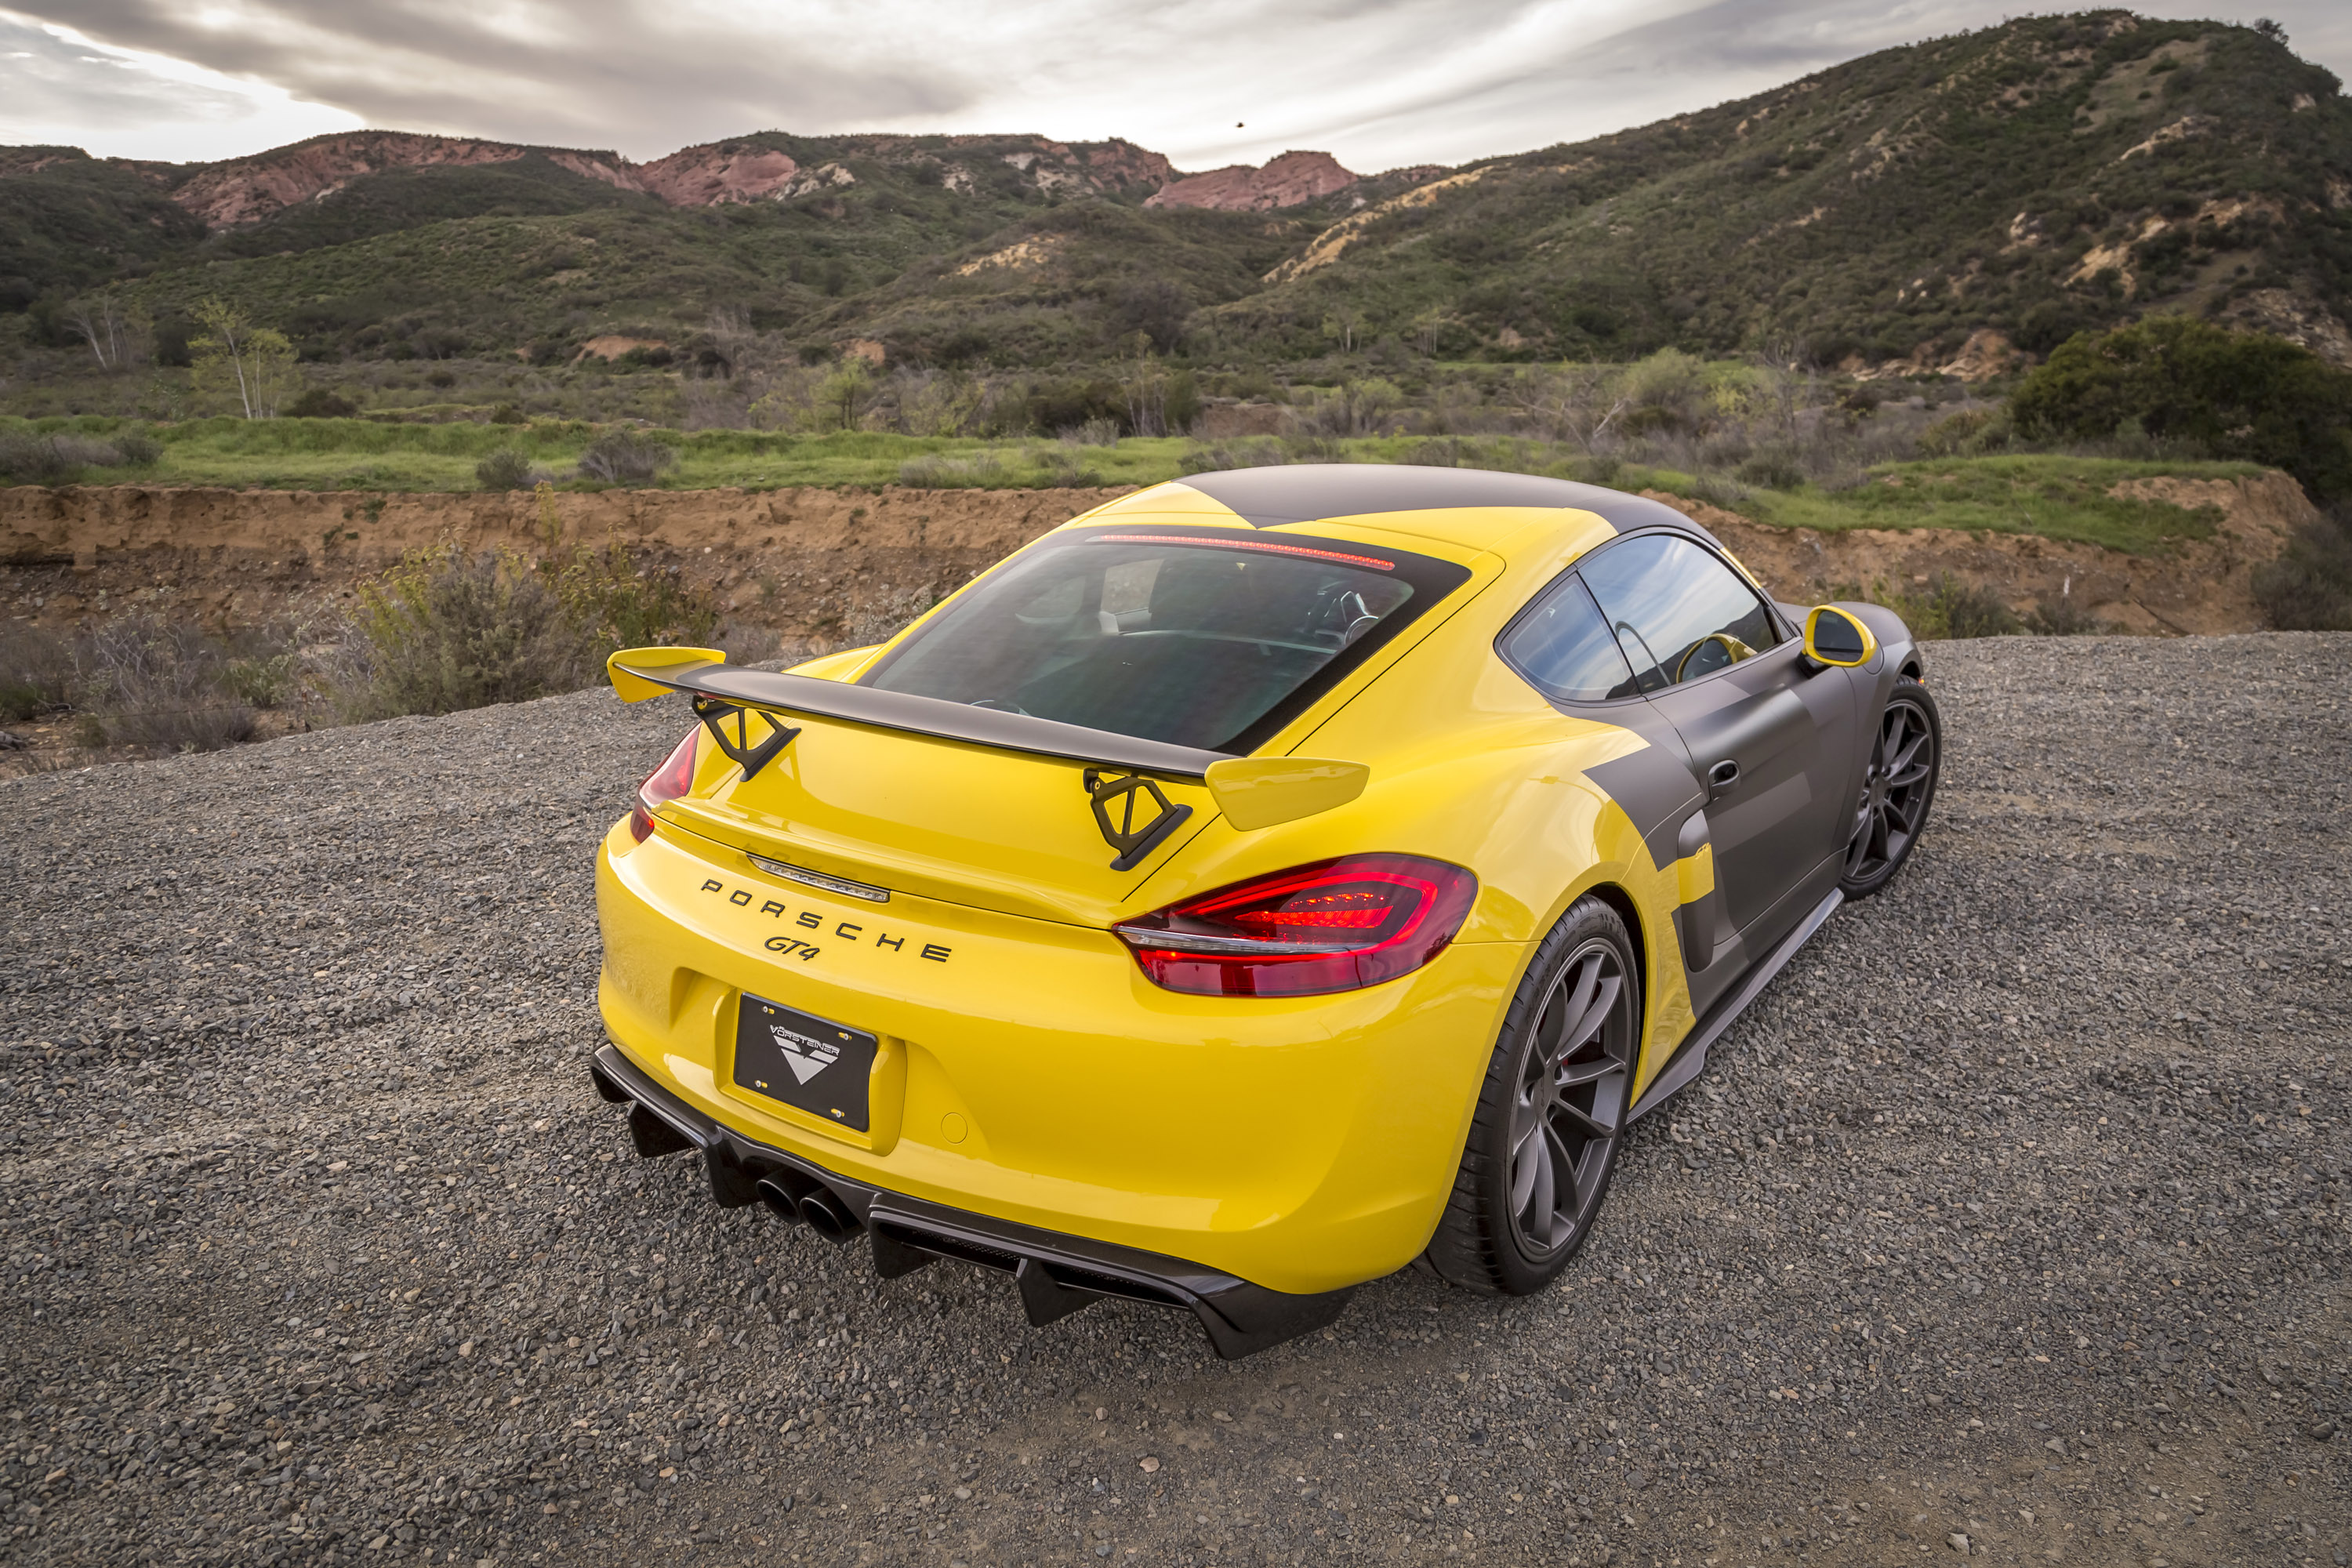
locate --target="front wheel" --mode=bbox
[1423,895,1640,1296]
[1839,677,1940,900]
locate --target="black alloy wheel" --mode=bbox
[1425,895,1641,1296]
[1841,679,1940,898]
[1504,936,1635,1260]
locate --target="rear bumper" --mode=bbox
[588,1044,1354,1359]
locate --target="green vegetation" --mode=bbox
[2010,317,2352,501]
[1734,455,2254,554]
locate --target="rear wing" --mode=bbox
[608,648,1370,866]
[607,647,1227,779]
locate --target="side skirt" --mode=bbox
[1627,887,1842,1122]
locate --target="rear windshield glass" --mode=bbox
[859,526,1472,753]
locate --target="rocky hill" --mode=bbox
[2,10,2345,372]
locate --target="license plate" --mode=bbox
[732,994,875,1131]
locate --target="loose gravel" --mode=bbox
[2,633,2347,1568]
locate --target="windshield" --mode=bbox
[860,527,1471,753]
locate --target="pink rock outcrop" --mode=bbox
[1145,151,1359,212]
[631,143,803,205]
[169,132,543,227]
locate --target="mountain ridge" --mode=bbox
[2,9,2346,372]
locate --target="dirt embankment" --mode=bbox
[0,474,2310,641]
[0,485,1137,643]
[1646,471,2314,634]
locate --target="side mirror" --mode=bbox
[1802,606,1876,668]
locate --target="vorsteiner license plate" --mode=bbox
[732,994,875,1131]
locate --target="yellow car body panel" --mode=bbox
[593,474,1804,1305]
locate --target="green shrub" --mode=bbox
[284,388,361,419]
[475,447,533,489]
[896,452,1004,488]
[1733,451,1806,490]
[2252,503,2352,631]
[1179,439,1290,474]
[2009,319,2352,502]
[489,403,527,425]
[576,430,677,483]
[1916,407,1998,457]
[113,429,162,466]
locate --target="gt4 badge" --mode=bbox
[1084,769,1194,873]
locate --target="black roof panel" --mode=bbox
[1174,464,1695,535]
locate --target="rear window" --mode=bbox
[859,525,1472,753]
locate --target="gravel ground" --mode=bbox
[2,633,2347,1568]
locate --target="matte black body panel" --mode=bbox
[1171,465,1696,532]
[1640,640,1860,932]
[1577,710,1703,873]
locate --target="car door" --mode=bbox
[1578,532,1859,942]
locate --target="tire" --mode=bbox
[1838,676,1940,901]
[1423,895,1641,1296]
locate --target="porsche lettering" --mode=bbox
[697,878,951,963]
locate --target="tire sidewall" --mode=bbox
[1468,898,1638,1294]
[1841,676,1942,899]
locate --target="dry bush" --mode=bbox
[575,430,677,484]
[2252,503,2352,631]
[0,623,75,720]
[72,616,260,753]
[335,541,720,720]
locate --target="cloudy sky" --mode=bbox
[2,1,2347,172]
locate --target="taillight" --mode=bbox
[1112,854,1478,997]
[628,729,699,842]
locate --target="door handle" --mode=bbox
[1707,759,1740,797]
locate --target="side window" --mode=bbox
[1498,574,1639,702]
[1580,535,1780,692]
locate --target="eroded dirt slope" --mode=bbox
[0,474,2314,645]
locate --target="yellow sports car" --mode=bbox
[589,466,1938,1356]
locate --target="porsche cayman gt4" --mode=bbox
[587,466,1940,1356]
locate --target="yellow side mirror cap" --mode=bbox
[1802,607,1877,668]
[1205,757,1370,831]
[606,646,727,702]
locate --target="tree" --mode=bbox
[819,357,873,431]
[64,289,152,372]
[188,297,301,419]
[2009,318,2352,502]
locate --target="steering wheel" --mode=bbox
[1672,633,1757,684]
[968,698,1032,716]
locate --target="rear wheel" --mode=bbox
[1839,677,1940,900]
[1424,895,1639,1296]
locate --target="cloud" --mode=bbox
[2,0,2347,171]
[0,9,360,161]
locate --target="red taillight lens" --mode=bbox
[629,729,699,842]
[1112,854,1479,997]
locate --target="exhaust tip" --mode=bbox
[754,1176,808,1225]
[798,1189,862,1243]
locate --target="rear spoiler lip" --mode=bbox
[609,653,1232,781]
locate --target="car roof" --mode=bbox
[1080,464,1702,557]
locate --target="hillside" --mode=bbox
[0,10,2347,372]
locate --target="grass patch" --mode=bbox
[0,419,2276,561]
[1734,455,2263,554]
